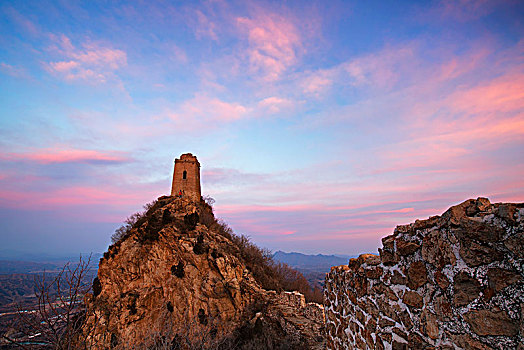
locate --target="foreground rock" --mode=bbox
[324,198,523,349]
[83,196,324,349]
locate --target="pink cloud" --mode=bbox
[342,45,415,88]
[207,158,520,250]
[1,148,130,164]
[236,10,302,81]
[3,6,40,36]
[0,185,155,214]
[257,96,295,114]
[387,75,524,171]
[298,44,416,97]
[373,207,414,214]
[73,43,127,69]
[48,60,79,72]
[39,186,139,206]
[281,230,296,235]
[301,72,333,96]
[0,62,28,78]
[216,203,323,215]
[305,40,523,188]
[438,48,489,81]
[0,168,162,222]
[194,9,218,40]
[166,94,249,130]
[46,34,127,84]
[171,44,188,63]
[213,199,442,254]
[447,73,524,115]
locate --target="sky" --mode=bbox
[0,0,523,258]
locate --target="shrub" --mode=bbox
[92,277,102,297]
[184,212,199,231]
[110,199,158,245]
[166,301,174,313]
[171,262,185,278]
[196,199,217,229]
[197,196,322,303]
[274,263,324,304]
[193,234,207,255]
[202,195,215,206]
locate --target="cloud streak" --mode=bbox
[1,148,131,165]
[46,34,127,84]
[236,9,302,81]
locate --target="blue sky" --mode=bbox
[0,0,523,257]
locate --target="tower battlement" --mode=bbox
[170,153,201,201]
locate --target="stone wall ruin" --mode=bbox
[324,198,524,349]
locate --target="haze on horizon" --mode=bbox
[0,0,523,258]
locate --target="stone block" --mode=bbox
[392,340,408,350]
[504,231,524,258]
[358,253,381,266]
[453,218,504,243]
[453,271,481,307]
[463,309,519,336]
[421,230,456,268]
[459,240,503,267]
[434,270,450,290]
[379,316,395,328]
[391,270,407,285]
[396,238,420,256]
[487,267,522,293]
[403,290,423,309]
[382,234,396,250]
[365,266,383,279]
[379,248,397,265]
[407,261,427,290]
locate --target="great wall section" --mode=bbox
[323,198,523,349]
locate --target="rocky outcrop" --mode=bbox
[83,196,324,349]
[324,198,523,349]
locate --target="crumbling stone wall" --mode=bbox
[269,290,325,325]
[324,198,523,349]
[266,290,325,349]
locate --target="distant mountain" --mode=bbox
[0,250,102,263]
[272,251,351,273]
[0,260,62,274]
[0,253,102,274]
[272,251,354,291]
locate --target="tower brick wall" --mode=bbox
[170,153,201,201]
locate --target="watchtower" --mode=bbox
[170,153,201,201]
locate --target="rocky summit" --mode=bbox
[82,196,324,349]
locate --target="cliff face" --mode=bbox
[83,196,324,349]
[324,198,523,349]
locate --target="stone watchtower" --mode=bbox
[170,153,201,201]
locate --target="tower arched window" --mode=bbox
[183,170,187,179]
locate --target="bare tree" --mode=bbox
[4,255,99,349]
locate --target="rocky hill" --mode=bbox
[324,198,523,349]
[82,196,324,349]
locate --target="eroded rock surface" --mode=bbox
[83,196,324,349]
[324,198,524,349]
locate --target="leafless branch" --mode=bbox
[4,255,99,349]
